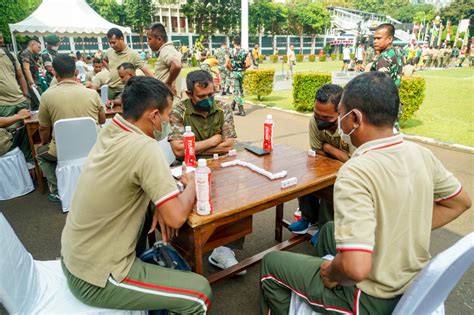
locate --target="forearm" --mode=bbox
[0,115,21,128]
[432,191,471,230]
[39,126,51,145]
[195,137,219,155]
[16,69,29,95]
[162,180,196,229]
[323,144,350,162]
[200,138,234,155]
[166,61,181,86]
[327,252,372,286]
[25,70,34,85]
[141,65,154,77]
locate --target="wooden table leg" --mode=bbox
[275,203,284,242]
[193,227,204,274]
[26,124,45,193]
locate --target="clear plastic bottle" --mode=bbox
[183,126,196,167]
[263,114,274,151]
[195,159,212,215]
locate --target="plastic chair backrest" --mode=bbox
[101,85,109,105]
[393,232,474,315]
[54,117,98,163]
[0,213,40,314]
[159,139,176,166]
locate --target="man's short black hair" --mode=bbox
[148,23,168,42]
[233,36,241,45]
[93,58,101,64]
[52,54,76,78]
[375,23,395,37]
[117,62,136,71]
[315,84,343,111]
[122,76,173,120]
[27,38,40,46]
[341,72,399,127]
[186,70,213,93]
[107,28,124,39]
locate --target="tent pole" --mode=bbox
[69,36,76,53]
[130,34,133,49]
[10,30,18,55]
[98,36,103,52]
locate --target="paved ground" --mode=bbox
[1,101,472,314]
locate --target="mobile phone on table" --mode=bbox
[245,146,270,156]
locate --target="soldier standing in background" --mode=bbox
[41,35,60,86]
[216,42,230,96]
[227,36,249,116]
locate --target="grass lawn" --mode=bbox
[180,61,474,146]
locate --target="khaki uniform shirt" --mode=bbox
[155,42,181,86]
[85,70,96,83]
[104,46,144,89]
[309,115,355,155]
[61,114,180,287]
[91,69,110,88]
[334,134,462,298]
[0,48,26,106]
[169,98,237,143]
[0,128,12,156]
[38,80,104,157]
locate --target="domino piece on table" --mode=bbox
[228,149,237,156]
[220,161,233,168]
[307,149,316,157]
[213,153,219,160]
[281,177,298,189]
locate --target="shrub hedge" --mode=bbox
[296,54,304,62]
[319,54,327,62]
[283,55,288,64]
[292,72,332,112]
[399,76,426,122]
[259,55,265,63]
[243,69,275,101]
[331,53,337,61]
[270,55,279,63]
[308,54,316,62]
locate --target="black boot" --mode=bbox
[235,105,246,116]
[231,101,236,111]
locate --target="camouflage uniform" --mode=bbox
[19,48,43,110]
[371,46,404,130]
[366,46,375,63]
[370,46,403,87]
[216,47,230,94]
[168,98,237,159]
[229,47,248,115]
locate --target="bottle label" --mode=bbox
[263,123,273,150]
[196,172,212,215]
[184,135,196,167]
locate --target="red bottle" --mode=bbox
[183,126,196,167]
[263,114,274,151]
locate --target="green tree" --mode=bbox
[123,0,154,49]
[86,0,126,25]
[320,0,354,9]
[352,0,383,14]
[439,0,474,25]
[0,0,41,44]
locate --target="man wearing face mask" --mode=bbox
[61,76,212,313]
[41,35,60,85]
[260,71,471,315]
[169,70,245,275]
[288,84,355,237]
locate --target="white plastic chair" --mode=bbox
[289,233,474,315]
[54,117,98,213]
[101,84,109,105]
[159,139,176,166]
[393,232,474,315]
[0,147,34,200]
[0,212,146,315]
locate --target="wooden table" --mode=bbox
[23,107,123,192]
[171,144,341,283]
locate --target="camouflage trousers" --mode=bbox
[218,66,230,92]
[231,70,244,109]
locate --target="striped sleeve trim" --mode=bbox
[336,243,374,253]
[154,190,180,208]
[434,185,463,202]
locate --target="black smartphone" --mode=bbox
[245,146,270,156]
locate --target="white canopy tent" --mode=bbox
[8,0,132,54]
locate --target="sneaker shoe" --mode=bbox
[48,193,61,203]
[208,246,246,275]
[288,218,311,234]
[235,110,246,116]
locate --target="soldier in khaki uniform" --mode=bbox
[288,84,355,238]
[260,72,471,314]
[147,23,182,95]
[168,70,246,275]
[0,32,32,160]
[85,58,110,90]
[61,76,212,313]
[103,28,153,100]
[37,54,106,202]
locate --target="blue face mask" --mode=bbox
[194,96,214,112]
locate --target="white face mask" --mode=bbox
[338,109,359,147]
[51,46,59,51]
